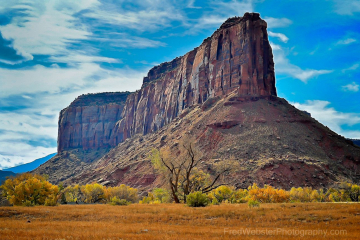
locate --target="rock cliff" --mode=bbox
[113,12,276,146]
[57,13,276,152]
[57,92,131,151]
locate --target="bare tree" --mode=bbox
[150,140,236,203]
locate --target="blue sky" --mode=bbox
[0,0,359,169]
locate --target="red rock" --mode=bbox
[57,92,130,151]
[58,13,276,152]
[110,12,276,146]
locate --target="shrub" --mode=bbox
[335,182,360,202]
[248,184,290,203]
[248,199,260,208]
[1,173,59,206]
[81,183,105,203]
[22,200,34,207]
[186,191,210,207]
[139,193,155,204]
[109,197,130,206]
[44,194,58,206]
[350,184,360,202]
[64,185,82,203]
[139,189,171,204]
[230,189,248,203]
[211,198,220,205]
[152,188,171,203]
[208,185,234,204]
[105,184,138,203]
[290,187,314,202]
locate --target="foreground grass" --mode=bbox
[0,203,359,239]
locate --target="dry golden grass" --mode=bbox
[0,203,359,239]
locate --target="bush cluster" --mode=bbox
[0,173,59,206]
[2,174,359,208]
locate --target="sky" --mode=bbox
[0,0,359,169]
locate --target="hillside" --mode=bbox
[3,153,56,173]
[66,93,360,190]
[0,170,16,184]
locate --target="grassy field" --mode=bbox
[0,203,359,239]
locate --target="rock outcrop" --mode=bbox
[113,13,276,146]
[58,92,131,151]
[58,13,276,152]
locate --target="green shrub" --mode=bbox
[22,200,34,207]
[105,184,138,203]
[248,199,260,208]
[140,189,171,204]
[109,197,130,206]
[152,188,171,203]
[208,185,234,204]
[211,198,220,205]
[44,195,58,206]
[186,191,210,207]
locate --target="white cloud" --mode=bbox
[333,0,360,15]
[342,82,359,92]
[185,0,254,34]
[268,31,289,43]
[0,62,145,169]
[213,0,254,16]
[0,143,56,170]
[342,63,360,73]
[264,17,292,28]
[291,70,333,82]
[0,109,58,169]
[271,43,333,82]
[270,42,281,50]
[107,35,167,49]
[336,38,357,45]
[0,0,95,56]
[83,0,186,32]
[0,63,99,97]
[49,54,121,64]
[292,100,360,139]
[187,0,201,9]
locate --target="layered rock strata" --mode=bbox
[58,92,131,151]
[58,12,276,151]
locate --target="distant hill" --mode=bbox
[350,139,360,147]
[3,153,56,173]
[0,170,16,184]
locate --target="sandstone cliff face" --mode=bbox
[58,92,131,151]
[58,13,276,151]
[112,12,276,146]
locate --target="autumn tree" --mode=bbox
[64,184,82,203]
[105,184,138,203]
[150,140,235,203]
[1,173,59,206]
[81,183,105,203]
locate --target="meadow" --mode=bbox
[0,203,359,240]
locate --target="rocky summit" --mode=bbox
[33,13,360,190]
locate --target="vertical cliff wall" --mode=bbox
[57,92,131,151]
[112,12,276,145]
[58,12,276,152]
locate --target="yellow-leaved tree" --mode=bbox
[1,173,59,206]
[105,184,138,203]
[81,183,105,203]
[64,185,82,203]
